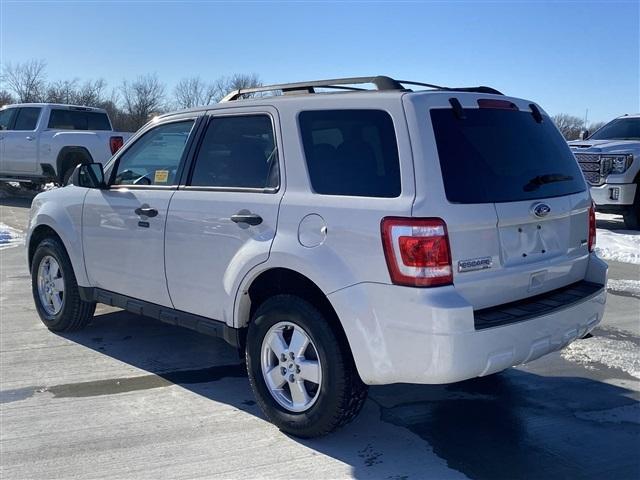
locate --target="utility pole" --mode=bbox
[584,108,589,127]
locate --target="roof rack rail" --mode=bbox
[219,76,502,102]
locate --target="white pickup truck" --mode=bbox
[0,103,132,186]
[569,114,640,228]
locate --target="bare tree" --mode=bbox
[552,113,585,140]
[2,59,47,102]
[120,74,166,130]
[174,77,218,109]
[213,73,262,101]
[45,79,80,104]
[0,89,15,107]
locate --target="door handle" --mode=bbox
[134,207,158,218]
[25,136,34,141]
[231,212,263,226]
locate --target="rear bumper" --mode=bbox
[591,182,637,208]
[329,254,608,385]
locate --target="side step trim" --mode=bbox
[79,287,241,347]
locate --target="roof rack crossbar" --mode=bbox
[220,76,503,102]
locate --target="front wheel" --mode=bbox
[246,295,367,438]
[623,183,640,230]
[31,238,96,331]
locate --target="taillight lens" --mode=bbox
[110,136,124,155]
[588,203,596,252]
[381,217,453,287]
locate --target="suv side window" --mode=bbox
[190,114,278,189]
[112,120,194,186]
[0,108,16,130]
[13,107,42,131]
[299,110,401,197]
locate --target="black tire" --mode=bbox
[31,237,96,331]
[622,185,640,230]
[246,295,367,438]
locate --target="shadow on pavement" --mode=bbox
[55,309,640,480]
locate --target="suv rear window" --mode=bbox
[299,110,401,197]
[431,108,586,203]
[48,109,111,131]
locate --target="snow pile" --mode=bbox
[561,335,640,379]
[0,223,24,250]
[595,228,640,264]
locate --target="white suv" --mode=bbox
[27,76,608,437]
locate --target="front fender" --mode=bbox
[27,187,90,286]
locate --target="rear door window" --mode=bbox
[48,109,112,130]
[189,114,278,189]
[299,110,401,197]
[431,108,586,203]
[13,107,41,131]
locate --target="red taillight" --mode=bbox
[110,136,124,155]
[381,217,453,287]
[588,203,596,252]
[477,99,518,110]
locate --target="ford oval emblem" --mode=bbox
[532,203,551,218]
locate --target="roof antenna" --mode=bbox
[449,98,466,119]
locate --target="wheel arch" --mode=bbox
[56,146,94,183]
[237,267,356,366]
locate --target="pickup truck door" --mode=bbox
[82,115,201,307]
[165,108,283,321]
[1,107,42,174]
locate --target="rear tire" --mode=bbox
[31,237,96,331]
[246,295,367,438]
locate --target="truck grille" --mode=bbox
[574,153,611,186]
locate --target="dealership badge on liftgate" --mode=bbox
[458,256,493,273]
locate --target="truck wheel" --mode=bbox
[622,184,640,230]
[31,237,96,331]
[246,295,367,438]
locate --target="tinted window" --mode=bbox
[113,120,194,186]
[0,108,16,130]
[13,107,41,131]
[299,110,400,197]
[590,117,640,140]
[190,115,278,189]
[431,108,586,204]
[48,109,111,131]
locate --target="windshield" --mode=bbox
[589,117,640,141]
[431,108,586,204]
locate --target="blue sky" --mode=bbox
[1,0,638,122]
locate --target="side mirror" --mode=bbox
[579,130,590,140]
[70,163,106,189]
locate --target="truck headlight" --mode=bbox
[601,154,633,174]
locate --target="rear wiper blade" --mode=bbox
[523,173,573,192]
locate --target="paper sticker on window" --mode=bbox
[154,170,169,183]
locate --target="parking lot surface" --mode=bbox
[1,187,639,479]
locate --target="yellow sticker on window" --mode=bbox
[154,170,169,183]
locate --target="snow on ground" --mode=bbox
[595,228,640,265]
[561,334,640,379]
[607,279,640,298]
[0,222,24,250]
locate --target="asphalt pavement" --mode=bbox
[1,188,638,480]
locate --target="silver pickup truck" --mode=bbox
[569,114,640,229]
[0,103,132,186]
